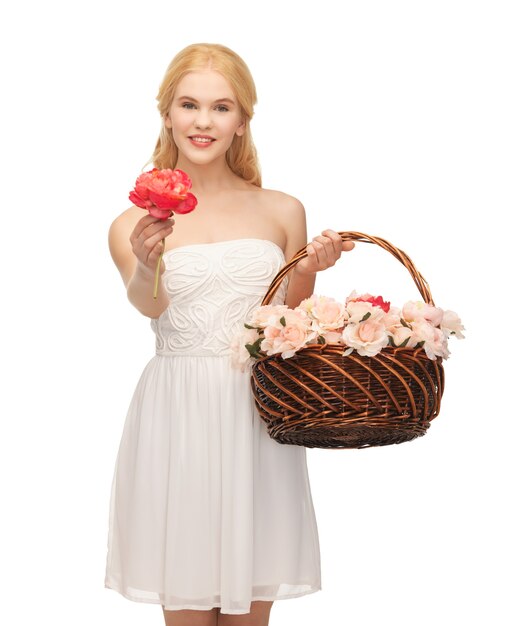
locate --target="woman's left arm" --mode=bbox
[282,198,355,309]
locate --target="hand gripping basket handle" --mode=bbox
[262,231,435,307]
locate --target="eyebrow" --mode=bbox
[176,95,236,105]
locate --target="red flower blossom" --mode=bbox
[129,168,197,217]
[128,167,198,299]
[352,293,391,313]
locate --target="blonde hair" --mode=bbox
[142,43,262,187]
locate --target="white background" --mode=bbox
[1,1,509,624]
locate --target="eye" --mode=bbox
[181,102,229,112]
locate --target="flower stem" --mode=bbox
[152,236,165,299]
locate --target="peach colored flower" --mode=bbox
[261,308,317,359]
[229,326,262,372]
[322,330,345,345]
[402,301,444,327]
[411,319,450,359]
[299,294,346,331]
[345,299,386,324]
[383,305,403,330]
[440,310,465,339]
[248,304,289,329]
[388,324,414,348]
[342,319,389,356]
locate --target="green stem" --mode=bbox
[152,236,165,299]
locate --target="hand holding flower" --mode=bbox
[129,212,176,275]
[295,229,355,275]
[128,168,197,298]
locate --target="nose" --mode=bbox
[194,109,212,129]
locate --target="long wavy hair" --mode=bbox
[142,43,262,187]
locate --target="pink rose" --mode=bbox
[383,306,403,330]
[248,304,289,329]
[440,310,465,339]
[402,301,444,327]
[412,319,450,359]
[323,330,345,345]
[388,324,414,348]
[342,319,389,357]
[345,299,386,324]
[299,294,345,331]
[261,308,317,359]
[229,327,262,372]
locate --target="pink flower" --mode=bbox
[388,325,414,348]
[261,308,317,359]
[322,330,345,345]
[248,304,289,329]
[440,310,465,339]
[345,299,386,324]
[411,319,450,359]
[402,300,444,327]
[383,305,403,330]
[342,319,389,357]
[229,326,262,372]
[298,294,346,331]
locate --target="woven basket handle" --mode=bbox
[262,231,435,306]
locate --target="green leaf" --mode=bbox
[400,318,413,330]
[388,335,396,348]
[244,322,256,329]
[361,312,371,322]
[245,342,259,357]
[397,336,410,348]
[317,335,326,344]
[280,316,286,327]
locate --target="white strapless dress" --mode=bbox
[104,238,322,615]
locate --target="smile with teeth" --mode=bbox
[190,137,214,143]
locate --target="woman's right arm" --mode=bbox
[108,208,175,319]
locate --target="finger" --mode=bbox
[310,239,328,264]
[306,241,319,265]
[132,213,164,243]
[322,230,344,254]
[314,234,336,260]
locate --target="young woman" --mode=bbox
[104,42,354,626]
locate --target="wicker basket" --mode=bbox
[250,232,445,449]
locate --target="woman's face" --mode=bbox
[165,69,246,164]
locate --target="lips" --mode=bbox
[188,135,216,140]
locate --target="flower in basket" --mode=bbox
[129,167,198,298]
[298,294,346,345]
[342,290,390,356]
[230,289,465,371]
[342,318,389,357]
[261,307,319,359]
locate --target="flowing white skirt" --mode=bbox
[104,354,322,615]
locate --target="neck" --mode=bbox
[174,153,240,194]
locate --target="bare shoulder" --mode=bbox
[108,205,146,287]
[259,187,305,216]
[258,187,307,259]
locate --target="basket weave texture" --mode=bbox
[250,232,445,449]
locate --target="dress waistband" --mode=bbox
[155,349,232,358]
